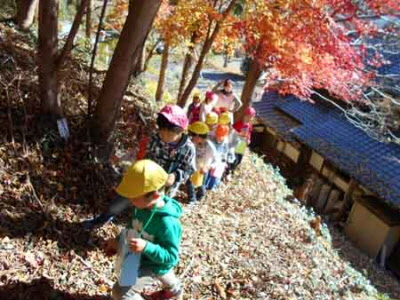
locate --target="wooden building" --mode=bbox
[252,91,400,273]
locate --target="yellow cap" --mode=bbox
[218,112,231,125]
[188,121,209,135]
[193,90,201,98]
[116,160,168,198]
[206,112,218,125]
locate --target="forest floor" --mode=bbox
[1,22,400,300]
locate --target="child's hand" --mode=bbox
[104,238,118,256]
[129,238,147,253]
[166,173,175,186]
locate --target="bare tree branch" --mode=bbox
[56,0,89,69]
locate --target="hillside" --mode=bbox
[1,21,400,300]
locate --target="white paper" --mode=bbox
[57,118,70,140]
[211,162,226,179]
[115,229,141,287]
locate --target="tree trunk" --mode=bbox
[143,39,161,72]
[131,42,146,77]
[178,0,237,108]
[178,24,220,107]
[57,0,88,69]
[177,32,197,100]
[88,0,109,118]
[155,40,169,102]
[234,58,261,121]
[38,0,61,117]
[92,0,161,147]
[86,0,92,39]
[177,52,195,101]
[223,49,229,68]
[16,0,38,30]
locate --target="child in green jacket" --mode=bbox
[106,159,183,300]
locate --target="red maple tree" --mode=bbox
[236,0,400,117]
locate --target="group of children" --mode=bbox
[185,95,255,203]
[85,81,255,300]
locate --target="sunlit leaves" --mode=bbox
[238,0,399,101]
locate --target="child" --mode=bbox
[218,111,232,126]
[186,121,216,203]
[138,104,196,198]
[187,91,201,124]
[106,159,183,300]
[205,112,218,137]
[83,105,195,229]
[205,125,230,190]
[199,91,217,122]
[218,112,240,181]
[231,106,256,172]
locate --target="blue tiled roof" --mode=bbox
[379,53,400,76]
[255,92,400,208]
[253,92,300,141]
[363,34,400,80]
[277,98,336,124]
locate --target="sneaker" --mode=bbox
[196,194,204,201]
[144,289,183,300]
[225,174,232,182]
[185,201,197,212]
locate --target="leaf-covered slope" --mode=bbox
[178,155,400,300]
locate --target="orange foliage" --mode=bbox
[106,0,128,31]
[155,0,236,49]
[212,15,242,56]
[237,0,400,101]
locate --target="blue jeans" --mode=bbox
[82,195,130,228]
[205,172,221,190]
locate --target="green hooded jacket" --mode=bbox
[128,196,182,275]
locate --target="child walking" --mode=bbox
[106,159,183,300]
[231,106,256,172]
[218,112,240,181]
[187,91,201,124]
[83,105,195,229]
[186,121,216,203]
[199,91,217,122]
[205,125,230,190]
[138,104,196,197]
[205,112,218,138]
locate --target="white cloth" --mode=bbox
[194,139,216,171]
[199,95,218,122]
[209,138,229,169]
[215,92,235,110]
[227,130,242,163]
[214,91,241,112]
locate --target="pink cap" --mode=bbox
[205,91,214,100]
[245,106,256,117]
[159,105,189,129]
